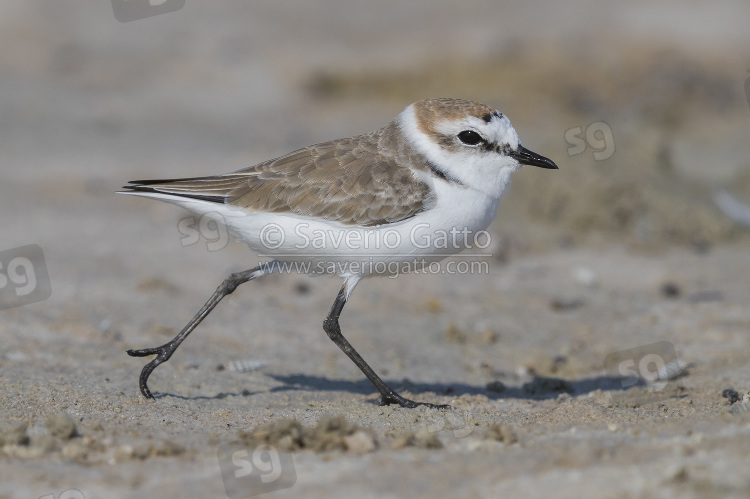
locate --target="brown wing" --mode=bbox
[122,122,434,227]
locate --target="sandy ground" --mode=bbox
[1,2,750,498]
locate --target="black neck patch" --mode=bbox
[427,160,466,187]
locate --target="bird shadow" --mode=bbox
[147,371,687,403]
[263,373,654,404]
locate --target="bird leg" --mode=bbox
[127,262,279,399]
[322,279,450,409]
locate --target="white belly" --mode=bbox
[231,183,499,277]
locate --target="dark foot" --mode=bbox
[127,343,176,399]
[379,391,451,409]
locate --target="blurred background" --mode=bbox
[3,1,749,257]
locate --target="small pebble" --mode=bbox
[660,282,681,298]
[722,388,740,405]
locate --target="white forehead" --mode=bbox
[434,113,520,149]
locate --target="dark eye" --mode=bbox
[457,130,483,146]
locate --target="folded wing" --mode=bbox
[121,125,433,227]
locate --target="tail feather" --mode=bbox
[120,175,247,204]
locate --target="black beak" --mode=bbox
[511,145,558,169]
